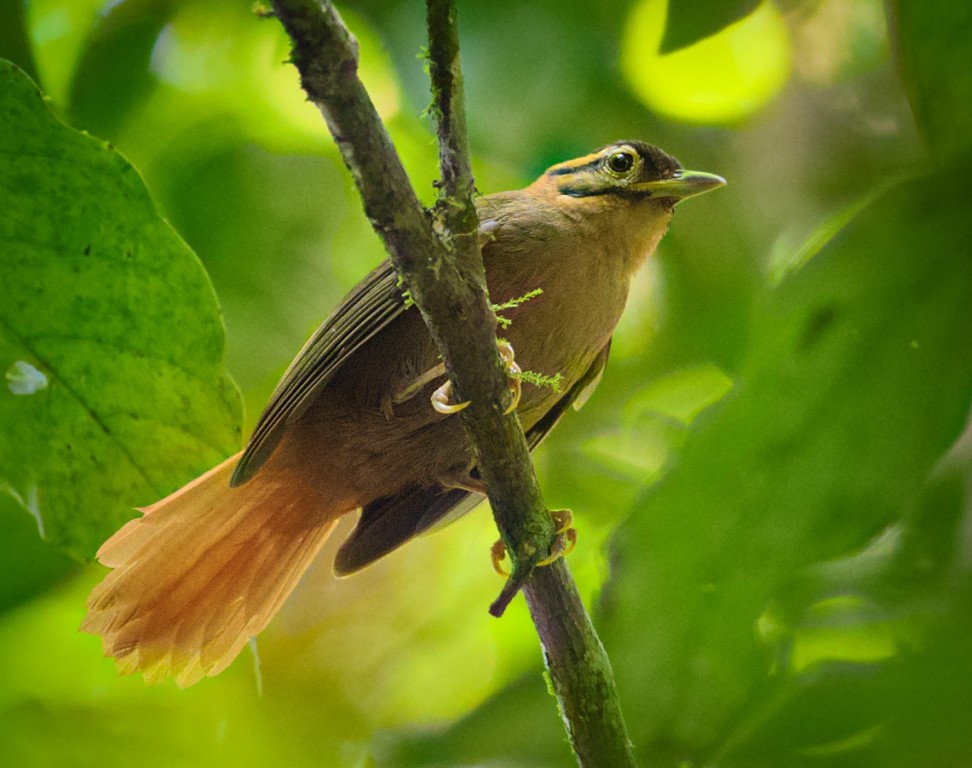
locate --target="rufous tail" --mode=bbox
[81,452,340,687]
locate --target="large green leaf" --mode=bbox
[0,60,241,560]
[600,168,972,762]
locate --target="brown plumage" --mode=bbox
[81,141,724,685]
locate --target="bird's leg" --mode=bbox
[430,339,523,415]
[440,471,487,496]
[385,362,448,418]
[392,361,446,405]
[490,508,577,577]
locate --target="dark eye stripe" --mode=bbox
[558,184,654,199]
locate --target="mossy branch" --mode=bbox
[268,1,636,764]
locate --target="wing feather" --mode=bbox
[231,260,406,486]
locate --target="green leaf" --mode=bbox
[0,61,241,560]
[890,0,972,162]
[66,0,174,138]
[0,496,77,613]
[600,169,972,761]
[660,0,763,54]
[722,586,972,767]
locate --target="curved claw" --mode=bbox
[537,509,576,566]
[536,527,577,566]
[431,380,470,415]
[497,340,522,415]
[491,539,510,577]
[504,361,522,415]
[550,508,573,534]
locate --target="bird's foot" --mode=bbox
[490,508,577,577]
[430,379,470,414]
[430,339,522,415]
[536,508,577,566]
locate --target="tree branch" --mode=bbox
[524,561,637,766]
[269,1,636,764]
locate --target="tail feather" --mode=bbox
[81,452,341,687]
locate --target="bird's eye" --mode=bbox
[606,151,635,175]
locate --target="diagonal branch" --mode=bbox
[269,1,636,765]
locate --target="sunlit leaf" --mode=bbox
[621,0,791,123]
[624,363,733,424]
[660,0,762,54]
[722,591,972,768]
[0,61,241,559]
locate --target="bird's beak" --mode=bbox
[631,170,726,202]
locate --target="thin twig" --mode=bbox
[424,0,557,613]
[426,0,474,204]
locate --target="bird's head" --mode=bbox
[542,140,725,205]
[522,141,725,274]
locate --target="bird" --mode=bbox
[81,140,725,686]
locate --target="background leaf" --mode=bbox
[889,0,972,162]
[0,61,241,559]
[660,0,762,53]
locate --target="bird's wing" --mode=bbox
[232,195,513,487]
[332,341,612,574]
[333,486,478,576]
[231,259,407,486]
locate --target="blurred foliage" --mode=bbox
[890,0,972,164]
[1,0,970,767]
[622,0,792,123]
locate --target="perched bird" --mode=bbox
[82,140,724,686]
